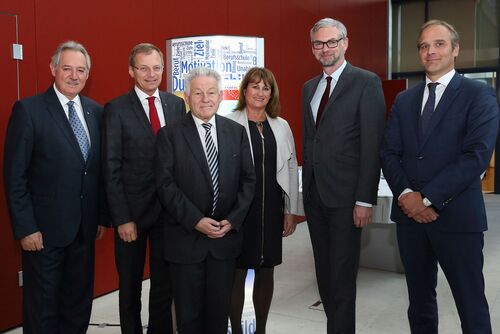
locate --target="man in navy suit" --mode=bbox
[3,41,107,333]
[155,67,255,333]
[103,43,185,334]
[380,20,498,333]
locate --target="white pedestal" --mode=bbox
[359,179,404,273]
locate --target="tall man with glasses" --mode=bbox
[103,43,185,334]
[301,18,385,333]
[380,20,497,333]
[155,67,255,333]
[4,40,107,333]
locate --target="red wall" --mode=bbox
[0,0,388,330]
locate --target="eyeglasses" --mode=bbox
[132,65,163,74]
[312,38,344,50]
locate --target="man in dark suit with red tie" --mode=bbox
[102,43,186,334]
[4,41,107,333]
[380,20,498,333]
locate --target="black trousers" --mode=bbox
[304,181,361,334]
[397,222,491,334]
[170,255,235,334]
[22,232,95,334]
[114,219,173,334]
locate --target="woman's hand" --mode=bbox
[282,214,297,237]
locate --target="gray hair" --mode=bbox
[184,67,222,95]
[310,18,348,40]
[51,40,91,71]
[418,20,460,49]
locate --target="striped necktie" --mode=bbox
[202,123,219,215]
[67,101,90,161]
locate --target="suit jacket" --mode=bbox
[3,85,105,247]
[380,73,499,232]
[155,112,255,264]
[225,110,301,215]
[302,63,386,207]
[102,89,186,229]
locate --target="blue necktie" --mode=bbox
[67,101,90,161]
[202,123,219,215]
[421,82,439,135]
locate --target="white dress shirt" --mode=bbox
[192,114,218,155]
[53,83,91,144]
[310,60,347,122]
[134,86,166,127]
[421,69,456,114]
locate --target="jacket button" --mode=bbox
[417,156,424,160]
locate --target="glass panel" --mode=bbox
[428,0,476,68]
[391,1,425,73]
[391,0,498,72]
[476,0,499,67]
[464,72,497,88]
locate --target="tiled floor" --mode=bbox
[5,194,500,333]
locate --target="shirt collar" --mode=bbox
[134,86,160,101]
[323,60,347,82]
[192,113,217,129]
[426,69,456,87]
[53,83,82,108]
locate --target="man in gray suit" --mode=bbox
[301,18,385,333]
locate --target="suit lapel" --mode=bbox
[44,87,85,163]
[128,90,156,141]
[215,115,230,199]
[420,73,462,147]
[305,75,322,132]
[413,83,426,143]
[313,63,352,125]
[182,113,213,189]
[232,110,254,163]
[159,91,174,124]
[267,116,290,173]
[326,63,351,110]
[81,97,98,163]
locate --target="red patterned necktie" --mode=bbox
[147,96,161,135]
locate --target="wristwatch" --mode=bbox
[422,197,432,207]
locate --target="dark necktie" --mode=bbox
[316,76,332,128]
[67,101,90,161]
[421,82,439,134]
[202,123,219,215]
[147,96,161,135]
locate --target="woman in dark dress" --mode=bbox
[225,67,300,334]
